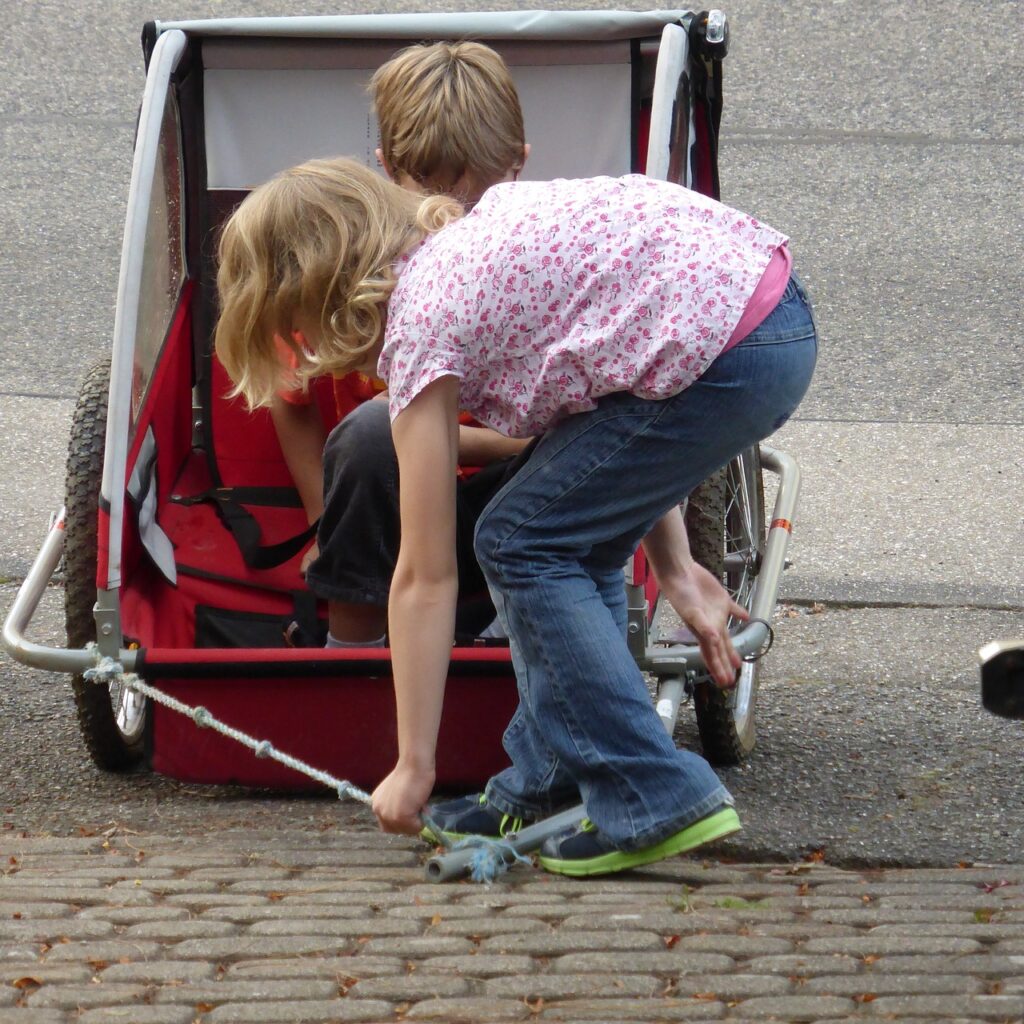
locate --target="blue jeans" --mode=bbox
[474,274,818,851]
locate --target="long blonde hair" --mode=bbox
[215,157,461,409]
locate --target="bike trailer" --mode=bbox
[3,9,800,795]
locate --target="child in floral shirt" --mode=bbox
[216,159,817,876]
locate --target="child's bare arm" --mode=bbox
[457,424,530,465]
[373,376,461,834]
[642,507,748,688]
[270,395,328,523]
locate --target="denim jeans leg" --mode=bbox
[477,288,816,850]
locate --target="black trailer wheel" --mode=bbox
[65,358,146,770]
[685,447,766,764]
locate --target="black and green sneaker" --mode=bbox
[537,806,741,877]
[421,793,530,845]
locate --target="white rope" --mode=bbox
[83,645,372,805]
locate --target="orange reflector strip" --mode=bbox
[770,518,793,533]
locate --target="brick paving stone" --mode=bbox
[516,880,685,898]
[124,919,240,941]
[748,923,861,940]
[226,956,403,979]
[729,994,856,1019]
[560,912,748,933]
[188,868,295,881]
[170,937,355,960]
[0,840,105,854]
[0,963,93,982]
[672,974,793,999]
[0,1010,69,1023]
[873,922,1024,938]
[25,982,149,1009]
[152,979,339,1003]
[109,879,221,894]
[801,935,985,955]
[360,936,474,957]
[0,887,149,906]
[207,998,393,1022]
[247,918,421,938]
[350,974,471,1000]
[387,902,510,920]
[866,994,1024,1018]
[479,931,664,956]
[881,868,1024,884]
[204,905,375,923]
[432,916,549,936]
[743,953,861,975]
[78,906,190,924]
[867,953,1024,974]
[0,943,40,960]
[485,972,663,999]
[43,940,162,962]
[534,996,726,1020]
[100,959,218,982]
[420,954,538,976]
[78,1009,196,1024]
[11,868,177,882]
[165,894,273,908]
[552,952,735,974]
[671,934,795,955]
[995,939,1024,953]
[810,908,983,924]
[805,972,988,995]
[877,894,1024,909]
[403,996,532,1020]
[0,904,73,919]
[0,919,115,942]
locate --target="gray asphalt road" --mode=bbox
[2,1,1022,865]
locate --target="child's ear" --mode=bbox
[521,142,531,168]
[375,148,396,181]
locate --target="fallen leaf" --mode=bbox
[853,993,877,1003]
[797,883,810,896]
[429,913,442,927]
[694,991,718,1001]
[803,848,826,863]
[11,977,43,991]
[980,880,1013,893]
[663,934,681,948]
[862,954,881,965]
[195,1002,216,1013]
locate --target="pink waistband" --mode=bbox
[719,243,793,355]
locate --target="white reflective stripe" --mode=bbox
[656,697,675,720]
[101,29,186,590]
[645,23,691,184]
[126,427,177,585]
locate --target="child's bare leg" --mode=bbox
[327,601,387,644]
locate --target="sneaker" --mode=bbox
[420,793,530,844]
[537,805,741,877]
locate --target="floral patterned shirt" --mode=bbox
[379,175,788,438]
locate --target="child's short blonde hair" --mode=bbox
[215,157,460,410]
[370,41,525,200]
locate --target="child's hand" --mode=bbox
[661,562,748,688]
[372,763,436,835]
[300,540,319,576]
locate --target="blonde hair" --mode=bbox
[370,41,525,199]
[215,157,461,409]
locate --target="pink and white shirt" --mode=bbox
[379,175,789,438]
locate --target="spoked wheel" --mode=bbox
[65,357,147,770]
[684,446,767,764]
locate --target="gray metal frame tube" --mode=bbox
[1,514,140,675]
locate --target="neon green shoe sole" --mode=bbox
[538,806,741,877]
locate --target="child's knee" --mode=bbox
[323,401,394,479]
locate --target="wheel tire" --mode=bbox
[685,447,767,764]
[65,357,147,770]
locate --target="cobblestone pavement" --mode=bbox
[2,830,1023,1023]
